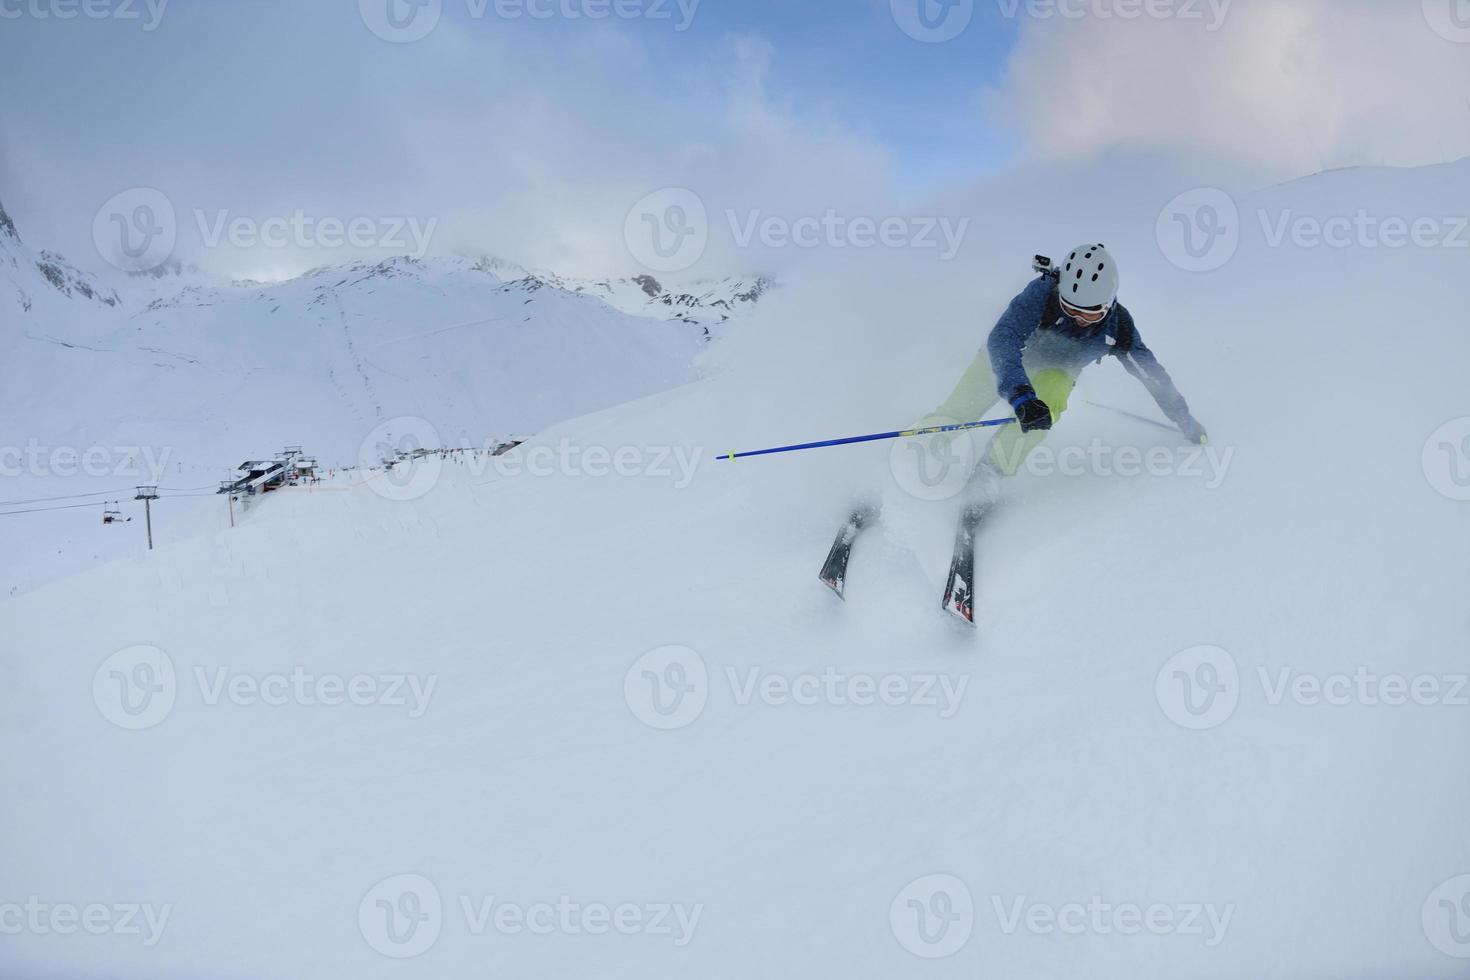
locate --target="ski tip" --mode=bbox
[941,593,975,626]
[820,575,847,601]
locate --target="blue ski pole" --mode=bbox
[719,417,1017,462]
[1083,400,1178,435]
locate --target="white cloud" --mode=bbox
[0,4,893,281]
[989,0,1470,177]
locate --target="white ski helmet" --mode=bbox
[1059,243,1118,311]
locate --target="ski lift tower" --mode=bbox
[135,485,160,550]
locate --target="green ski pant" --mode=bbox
[925,353,1077,477]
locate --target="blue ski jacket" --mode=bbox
[989,275,1194,428]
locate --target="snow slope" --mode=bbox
[0,207,769,597]
[1,160,1468,978]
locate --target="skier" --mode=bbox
[821,244,1208,622]
[918,243,1207,503]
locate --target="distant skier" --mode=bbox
[918,243,1207,502]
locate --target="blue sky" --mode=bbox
[451,0,1027,190]
[3,0,1467,277]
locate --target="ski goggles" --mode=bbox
[1059,297,1112,325]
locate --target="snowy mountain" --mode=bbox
[2,160,1467,978]
[0,197,121,316]
[0,206,771,597]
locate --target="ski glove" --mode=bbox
[1010,388,1052,433]
[1180,416,1209,445]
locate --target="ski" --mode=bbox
[941,503,990,626]
[818,503,879,600]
